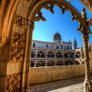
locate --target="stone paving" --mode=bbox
[29,77,85,92]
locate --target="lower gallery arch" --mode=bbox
[36,60,45,67]
[56,60,64,66]
[65,61,73,65]
[30,61,35,67]
[47,60,55,66]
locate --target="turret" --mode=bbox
[73,37,77,50]
[53,32,62,43]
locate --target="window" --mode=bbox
[56,52,62,58]
[70,46,72,50]
[76,52,80,58]
[64,54,67,58]
[47,52,54,58]
[46,44,48,48]
[37,51,45,58]
[33,43,35,47]
[67,46,69,50]
[56,46,59,49]
[61,45,63,49]
[31,51,35,58]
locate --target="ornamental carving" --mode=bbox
[9,31,25,62]
[5,74,21,92]
[14,14,29,30]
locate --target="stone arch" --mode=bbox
[76,51,80,58]
[31,51,35,58]
[37,51,45,58]
[56,52,62,58]
[47,52,54,58]
[36,60,45,67]
[57,60,64,66]
[27,0,84,23]
[30,60,35,67]
[47,60,55,66]
[64,53,68,58]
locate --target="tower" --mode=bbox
[53,32,62,43]
[74,37,77,50]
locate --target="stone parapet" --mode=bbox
[29,65,85,85]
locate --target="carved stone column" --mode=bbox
[82,34,91,92]
[21,20,34,92]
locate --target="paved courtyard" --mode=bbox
[29,77,85,92]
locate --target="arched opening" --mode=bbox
[56,52,62,58]
[30,61,35,67]
[47,60,55,66]
[76,52,80,58]
[36,60,45,67]
[64,53,68,58]
[37,51,45,58]
[65,61,73,65]
[25,1,91,91]
[57,60,64,66]
[31,51,35,58]
[47,52,54,58]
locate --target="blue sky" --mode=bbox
[33,0,92,48]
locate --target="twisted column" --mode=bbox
[82,34,91,92]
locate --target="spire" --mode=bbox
[74,37,77,50]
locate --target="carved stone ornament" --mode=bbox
[9,31,25,62]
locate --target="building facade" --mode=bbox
[31,32,84,67]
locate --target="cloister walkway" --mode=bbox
[29,77,92,92]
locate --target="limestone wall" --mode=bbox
[29,65,85,85]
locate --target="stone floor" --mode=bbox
[29,77,86,92]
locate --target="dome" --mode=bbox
[54,32,61,38]
[53,32,62,43]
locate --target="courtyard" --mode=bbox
[29,77,87,92]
